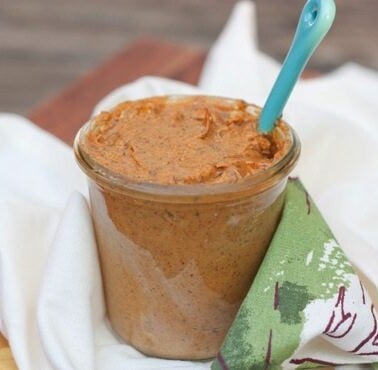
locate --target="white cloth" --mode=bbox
[0,1,377,369]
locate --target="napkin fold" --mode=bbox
[38,193,102,370]
[0,1,378,369]
[213,179,378,369]
[199,0,280,105]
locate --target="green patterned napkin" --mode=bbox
[212,178,378,369]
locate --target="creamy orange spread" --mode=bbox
[81,95,291,184]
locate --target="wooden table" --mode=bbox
[29,38,206,145]
[0,38,318,369]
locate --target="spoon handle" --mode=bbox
[258,0,336,133]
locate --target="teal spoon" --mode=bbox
[258,0,336,133]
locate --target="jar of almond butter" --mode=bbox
[74,95,300,360]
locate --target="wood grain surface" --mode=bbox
[0,335,17,370]
[28,38,205,144]
[1,0,377,114]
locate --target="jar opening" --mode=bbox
[74,95,301,203]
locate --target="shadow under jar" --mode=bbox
[74,95,300,360]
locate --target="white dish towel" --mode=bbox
[1,1,377,369]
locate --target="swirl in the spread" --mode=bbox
[81,95,291,184]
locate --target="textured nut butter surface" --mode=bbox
[81,95,290,184]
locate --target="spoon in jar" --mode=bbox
[258,0,336,133]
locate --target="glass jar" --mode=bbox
[74,96,300,360]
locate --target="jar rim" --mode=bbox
[74,95,301,203]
